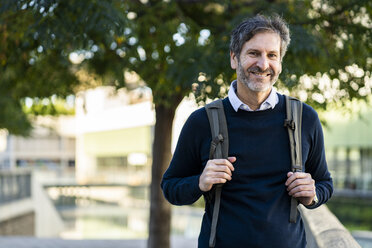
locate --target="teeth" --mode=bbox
[251,72,268,77]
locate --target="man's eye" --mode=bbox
[249,52,257,56]
[269,54,277,58]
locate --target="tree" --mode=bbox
[0,0,126,134]
[1,1,371,248]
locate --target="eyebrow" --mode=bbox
[246,49,279,54]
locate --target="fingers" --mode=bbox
[202,174,230,187]
[213,157,235,172]
[285,172,316,205]
[285,172,313,190]
[288,185,315,198]
[199,157,236,192]
[205,158,234,179]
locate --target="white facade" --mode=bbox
[74,86,198,184]
[0,86,199,185]
[0,116,76,174]
[75,86,154,184]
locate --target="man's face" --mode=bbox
[231,32,282,92]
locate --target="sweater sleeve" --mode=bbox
[302,105,334,209]
[161,108,209,206]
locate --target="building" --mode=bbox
[74,86,198,185]
[323,106,372,191]
[0,116,76,177]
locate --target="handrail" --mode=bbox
[0,169,32,205]
[300,205,361,248]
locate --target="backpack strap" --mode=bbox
[205,99,229,248]
[284,95,303,223]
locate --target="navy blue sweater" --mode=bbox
[161,94,333,248]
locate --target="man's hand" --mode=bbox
[199,157,236,192]
[285,172,316,206]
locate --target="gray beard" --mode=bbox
[237,62,279,92]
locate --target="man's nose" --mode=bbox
[256,55,269,71]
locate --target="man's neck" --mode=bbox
[236,81,272,111]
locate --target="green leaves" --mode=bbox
[0,0,371,134]
[0,96,32,136]
[0,0,126,134]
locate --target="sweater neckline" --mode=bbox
[223,93,285,116]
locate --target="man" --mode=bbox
[161,14,333,248]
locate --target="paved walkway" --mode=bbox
[0,237,197,248]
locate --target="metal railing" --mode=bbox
[0,170,32,205]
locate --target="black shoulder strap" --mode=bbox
[205,99,229,248]
[206,99,229,160]
[284,95,303,223]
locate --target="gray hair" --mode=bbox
[230,14,291,61]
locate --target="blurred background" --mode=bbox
[0,0,371,247]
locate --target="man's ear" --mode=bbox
[230,51,238,69]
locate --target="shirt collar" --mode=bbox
[228,80,279,112]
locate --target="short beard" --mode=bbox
[237,61,279,92]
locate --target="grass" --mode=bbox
[326,196,372,232]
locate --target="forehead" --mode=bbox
[241,31,281,53]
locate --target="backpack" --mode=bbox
[205,95,303,248]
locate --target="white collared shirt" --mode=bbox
[228,80,279,112]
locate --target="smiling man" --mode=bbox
[161,14,333,248]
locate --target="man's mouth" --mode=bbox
[250,71,271,77]
[247,66,273,78]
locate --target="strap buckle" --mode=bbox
[292,164,302,172]
[213,134,224,143]
[284,119,295,130]
[209,134,224,159]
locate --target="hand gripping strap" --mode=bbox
[205,99,229,248]
[284,95,303,223]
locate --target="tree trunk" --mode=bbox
[148,101,180,248]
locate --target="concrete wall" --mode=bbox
[0,171,64,237]
[0,198,35,236]
[300,205,361,248]
[0,211,35,236]
[33,172,65,237]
